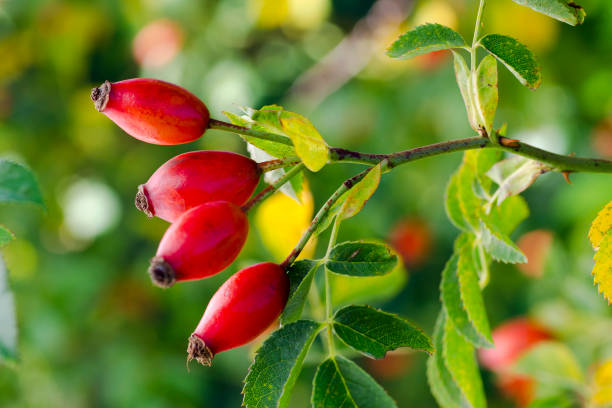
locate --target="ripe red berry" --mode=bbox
[90,78,209,145]
[136,151,261,222]
[187,262,289,366]
[479,318,553,407]
[148,201,248,288]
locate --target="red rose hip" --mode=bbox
[91,78,209,144]
[149,201,248,288]
[187,262,289,366]
[136,150,261,222]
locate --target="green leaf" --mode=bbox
[387,24,465,59]
[330,257,407,306]
[326,242,398,277]
[280,111,329,172]
[441,239,493,348]
[527,394,575,408]
[0,225,15,247]
[333,305,433,359]
[0,255,17,361]
[224,111,296,159]
[0,159,43,207]
[487,156,548,206]
[281,260,320,325]
[445,173,471,232]
[456,162,483,229]
[339,163,381,220]
[443,317,486,408]
[480,220,527,264]
[486,195,529,235]
[511,0,586,26]
[512,341,584,388]
[480,34,542,90]
[465,149,503,194]
[243,320,323,408]
[312,355,397,408]
[453,51,478,132]
[474,54,498,134]
[427,312,470,408]
[592,229,612,305]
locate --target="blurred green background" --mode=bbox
[1,0,611,406]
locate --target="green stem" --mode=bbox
[329,137,612,173]
[208,118,293,146]
[324,216,341,356]
[241,163,304,212]
[471,0,486,71]
[280,168,371,269]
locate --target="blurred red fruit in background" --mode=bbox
[516,230,554,278]
[388,217,432,269]
[132,19,184,68]
[592,117,612,158]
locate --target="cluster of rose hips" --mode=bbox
[91,78,290,366]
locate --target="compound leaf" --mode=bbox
[326,242,398,277]
[511,0,586,26]
[281,260,321,324]
[387,24,465,59]
[280,111,329,172]
[480,220,527,264]
[480,34,541,90]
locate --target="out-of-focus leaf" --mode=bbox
[280,111,329,172]
[443,317,486,408]
[243,320,323,408]
[589,201,612,250]
[445,173,472,232]
[0,225,15,247]
[480,220,527,263]
[326,242,398,277]
[225,111,296,159]
[486,156,547,206]
[453,51,478,131]
[333,305,433,359]
[330,255,407,306]
[281,260,321,324]
[592,229,612,305]
[480,34,542,89]
[387,24,465,59]
[464,149,503,193]
[427,312,470,408]
[312,355,397,408]
[486,195,529,235]
[0,159,43,207]
[528,395,574,408]
[441,245,492,348]
[592,359,612,405]
[511,0,585,26]
[456,163,482,229]
[339,163,381,220]
[512,341,584,387]
[474,54,498,133]
[0,255,17,361]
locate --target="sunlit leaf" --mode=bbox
[339,163,381,220]
[474,54,498,134]
[312,355,397,408]
[480,220,527,264]
[281,260,321,325]
[592,229,612,305]
[333,305,433,359]
[0,159,44,207]
[280,111,329,172]
[387,24,465,59]
[225,111,296,159]
[243,320,323,408]
[0,255,17,361]
[326,241,398,277]
[480,34,542,89]
[589,201,612,250]
[511,0,586,26]
[427,312,470,408]
[592,359,612,405]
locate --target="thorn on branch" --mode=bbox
[562,171,572,184]
[499,137,520,148]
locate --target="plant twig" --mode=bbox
[241,164,305,212]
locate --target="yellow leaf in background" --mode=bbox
[592,359,612,405]
[590,201,612,249]
[255,184,316,262]
[280,112,329,172]
[593,229,612,305]
[248,0,289,29]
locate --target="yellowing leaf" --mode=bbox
[592,359,612,405]
[592,229,612,305]
[589,201,612,250]
[340,162,381,219]
[255,184,316,262]
[280,112,329,172]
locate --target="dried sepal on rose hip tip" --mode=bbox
[135,151,261,223]
[90,78,210,145]
[148,201,248,288]
[187,262,289,367]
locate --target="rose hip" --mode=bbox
[136,150,261,222]
[90,78,209,145]
[148,201,248,288]
[187,262,289,366]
